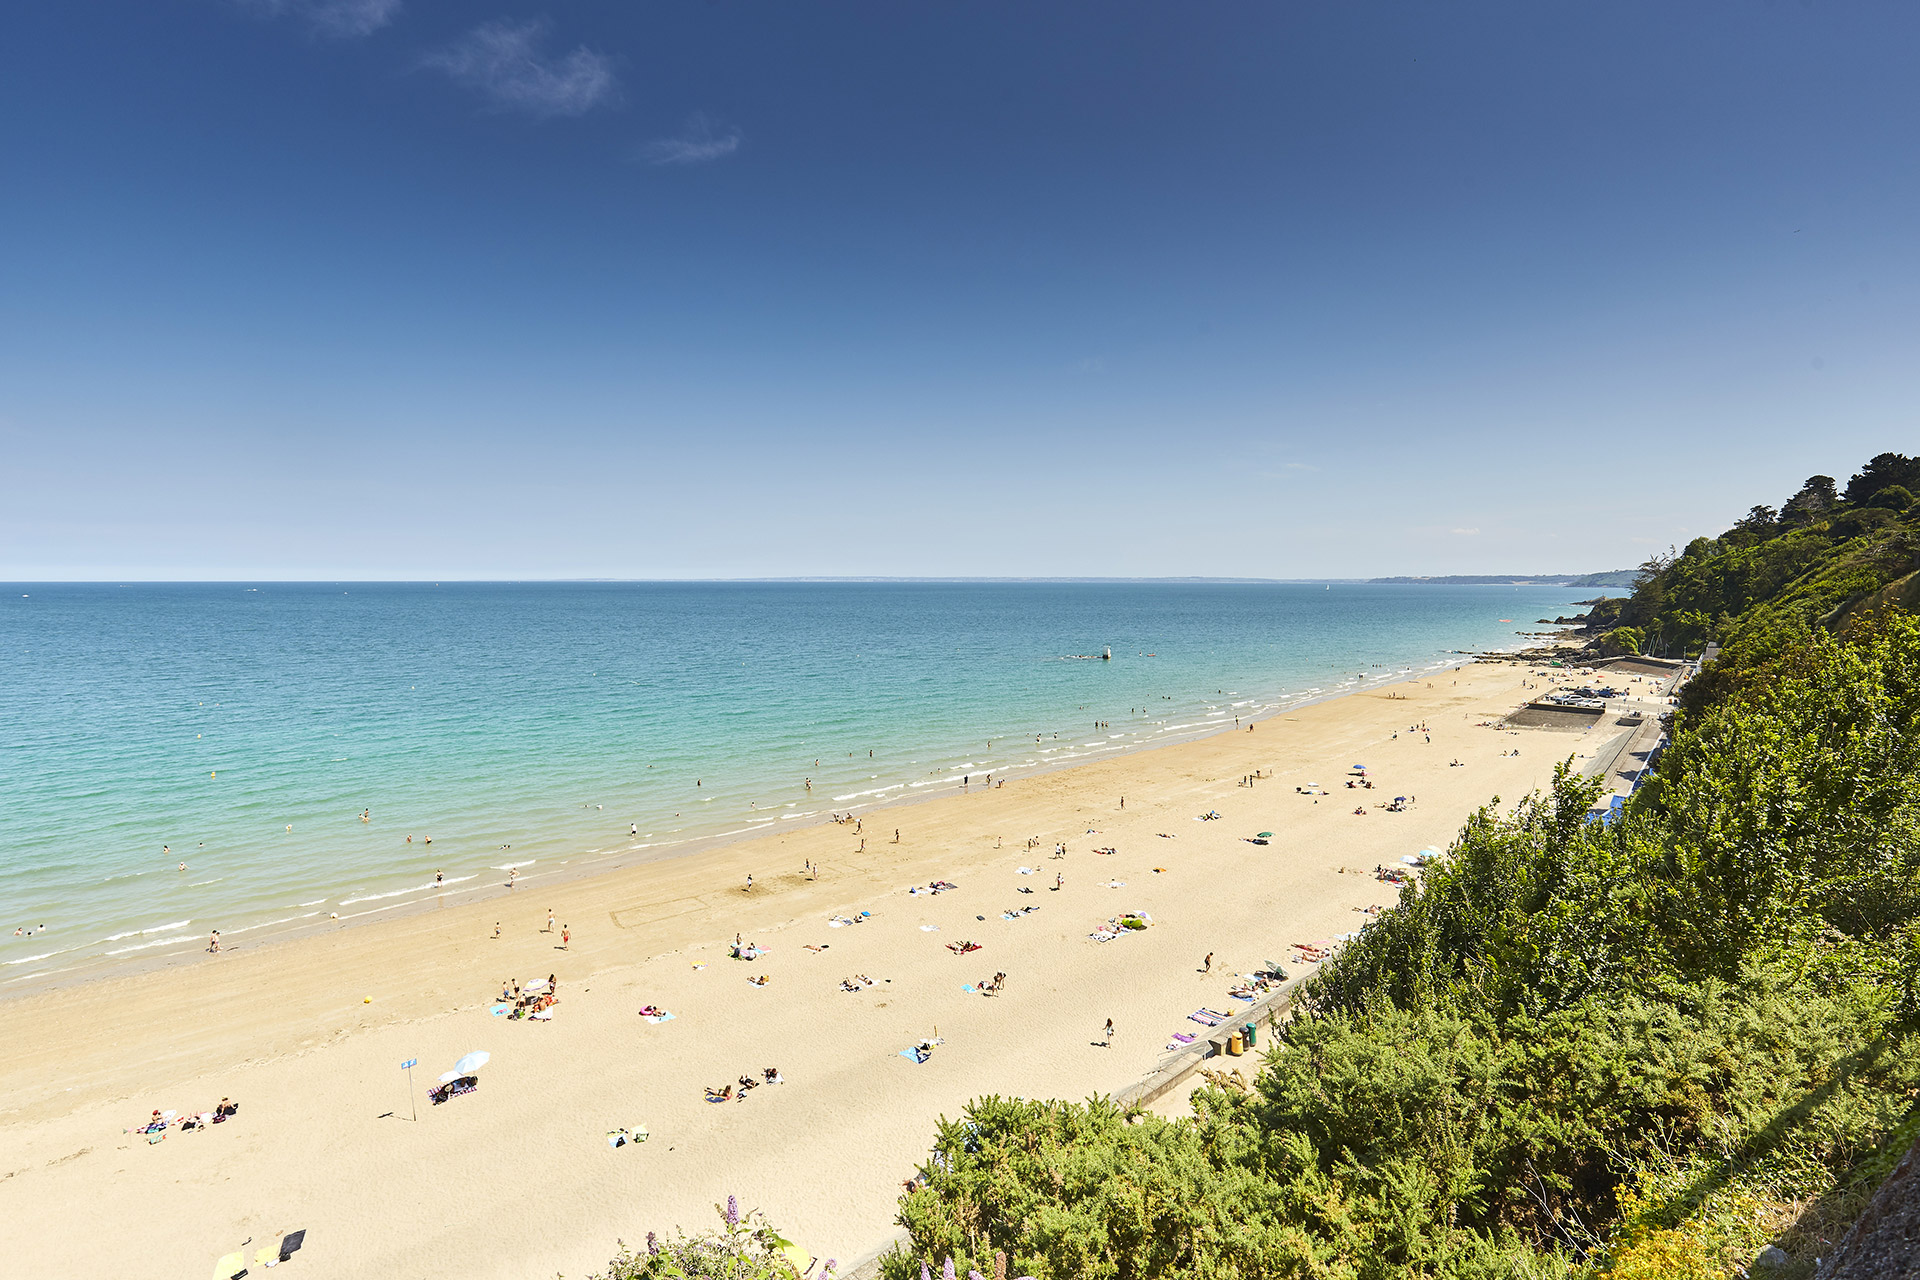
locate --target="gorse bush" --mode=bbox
[595,1197,824,1280]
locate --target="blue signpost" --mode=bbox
[401,1058,418,1121]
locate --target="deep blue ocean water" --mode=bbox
[0,581,1585,982]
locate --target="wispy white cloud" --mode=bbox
[240,0,403,38]
[1284,461,1319,472]
[422,18,618,118]
[1451,527,1480,536]
[637,113,742,165]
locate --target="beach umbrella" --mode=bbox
[438,1070,462,1084]
[454,1050,491,1075]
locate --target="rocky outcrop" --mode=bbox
[1821,1132,1920,1279]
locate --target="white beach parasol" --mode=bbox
[454,1050,491,1075]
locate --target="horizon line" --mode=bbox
[1,573,1623,586]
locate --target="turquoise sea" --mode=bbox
[0,581,1586,985]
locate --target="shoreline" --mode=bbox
[0,656,1587,1279]
[2,645,1550,1002]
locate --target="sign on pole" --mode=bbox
[401,1059,418,1121]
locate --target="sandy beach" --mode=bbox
[0,659,1597,1278]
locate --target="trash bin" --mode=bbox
[1243,1021,1257,1050]
[1226,1032,1244,1056]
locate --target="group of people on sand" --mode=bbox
[130,1098,237,1142]
[497,974,559,1018]
[706,1066,784,1102]
[838,973,878,992]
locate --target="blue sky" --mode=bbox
[3,2,1917,579]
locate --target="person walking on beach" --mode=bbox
[1055,871,1064,891]
[492,922,501,938]
[1102,1018,1114,1047]
[508,868,517,889]
[207,930,220,954]
[745,874,754,893]
[546,910,555,933]
[1203,952,1213,973]
[561,926,570,950]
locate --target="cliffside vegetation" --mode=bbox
[883,457,1920,1280]
[1580,454,1920,719]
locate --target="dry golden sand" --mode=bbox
[0,661,1603,1278]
